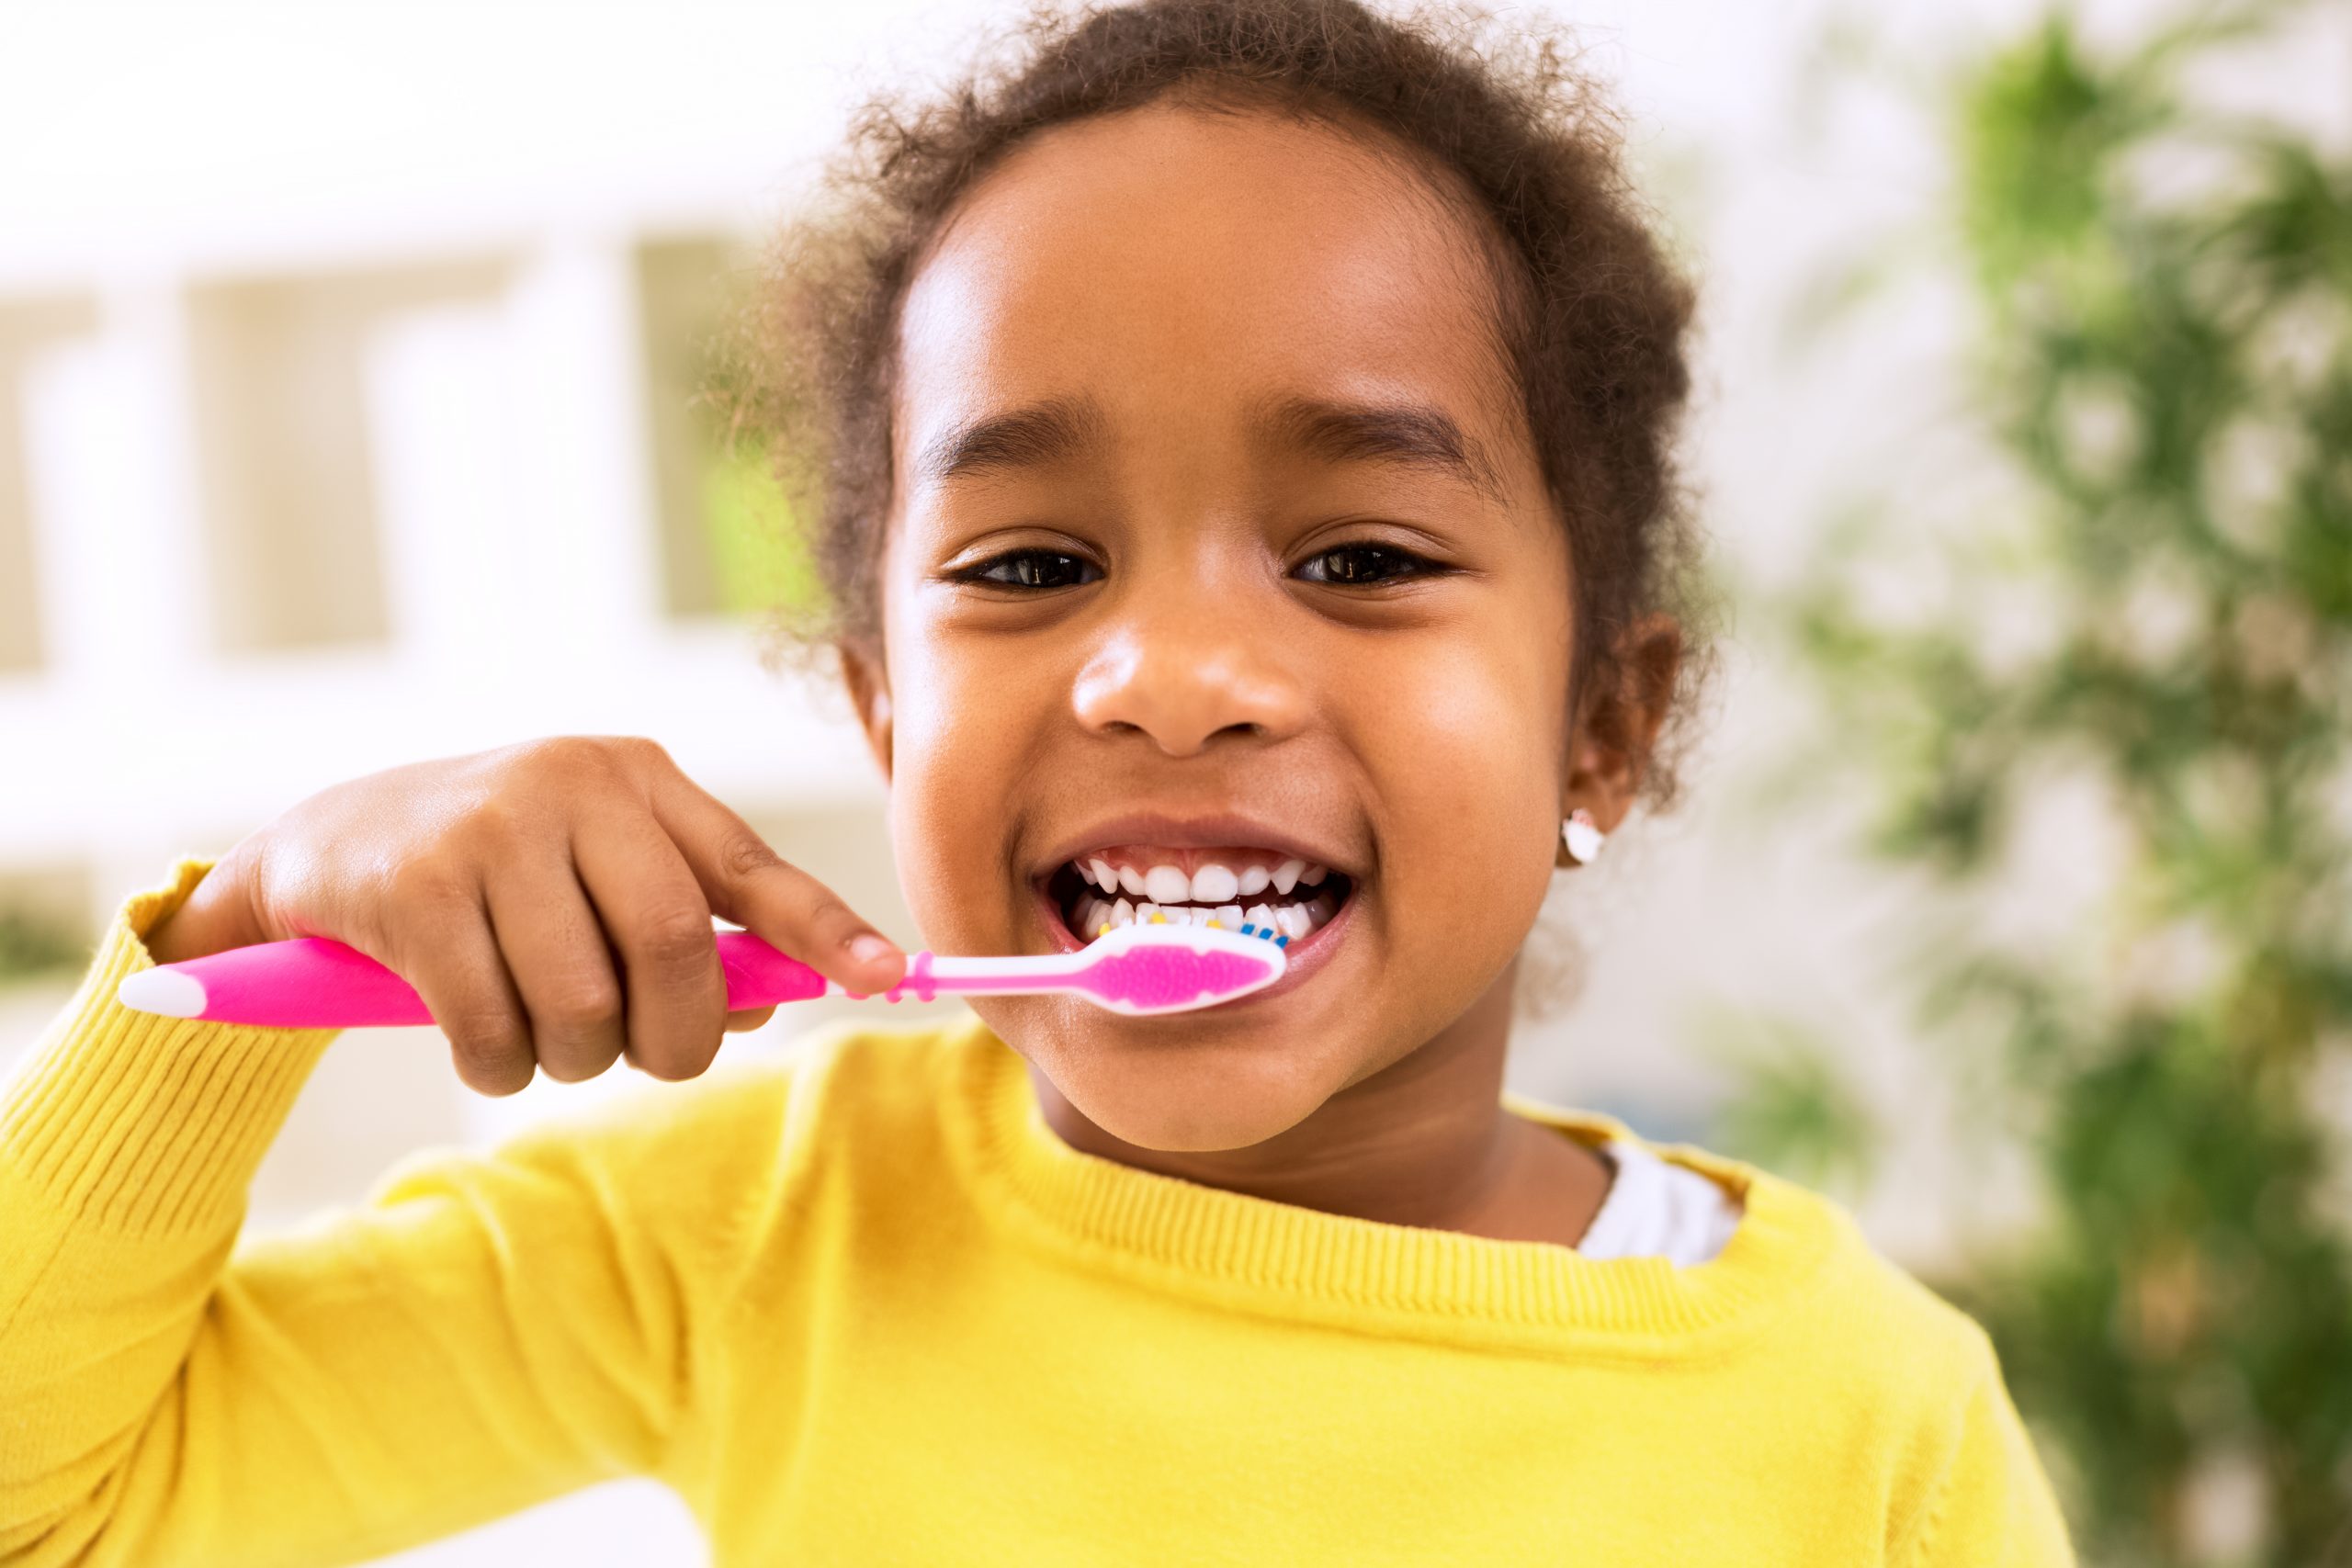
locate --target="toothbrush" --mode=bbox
[114,919,1289,1029]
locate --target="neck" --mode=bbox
[1026,957,1609,1241]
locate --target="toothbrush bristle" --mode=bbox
[1072,934,1282,1012]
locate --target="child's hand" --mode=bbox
[141,736,907,1095]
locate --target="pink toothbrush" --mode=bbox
[114,919,1289,1029]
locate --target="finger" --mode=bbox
[571,807,729,1083]
[723,1005,779,1033]
[385,865,537,1097]
[482,848,629,1084]
[646,770,907,997]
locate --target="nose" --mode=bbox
[1071,582,1311,757]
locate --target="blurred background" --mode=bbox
[1,0,2345,1562]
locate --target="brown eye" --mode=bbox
[1296,542,1440,584]
[956,550,1102,589]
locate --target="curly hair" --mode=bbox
[722,0,1716,816]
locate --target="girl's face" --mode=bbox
[854,99,1585,1152]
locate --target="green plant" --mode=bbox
[701,434,823,619]
[1690,1004,1882,1201]
[1768,3,2352,1562]
[0,908,85,984]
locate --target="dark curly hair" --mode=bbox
[724,0,1715,818]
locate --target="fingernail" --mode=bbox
[848,932,897,964]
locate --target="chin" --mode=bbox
[1061,1065,1332,1152]
[981,996,1356,1153]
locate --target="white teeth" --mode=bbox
[1190,863,1239,903]
[1083,853,1346,939]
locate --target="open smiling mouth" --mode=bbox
[1042,851,1355,947]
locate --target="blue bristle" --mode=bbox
[1275,935,1290,948]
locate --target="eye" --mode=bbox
[951,549,1102,590]
[1295,541,1446,585]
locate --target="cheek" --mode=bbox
[1356,610,1566,939]
[880,611,1047,953]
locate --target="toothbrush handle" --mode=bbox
[133,931,847,1029]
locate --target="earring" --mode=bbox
[1561,808,1605,866]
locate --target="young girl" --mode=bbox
[0,1,2075,1562]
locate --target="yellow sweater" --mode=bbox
[1,857,2075,1566]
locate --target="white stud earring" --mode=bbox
[1561,808,1605,866]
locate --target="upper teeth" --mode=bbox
[1143,864,1192,904]
[1062,852,1342,939]
[1073,854,1329,903]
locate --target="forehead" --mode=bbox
[892,97,1521,466]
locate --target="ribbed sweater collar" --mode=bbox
[939,1015,1847,1359]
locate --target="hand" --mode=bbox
[140,736,906,1095]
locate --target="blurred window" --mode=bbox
[186,259,509,655]
[636,236,817,624]
[0,298,99,674]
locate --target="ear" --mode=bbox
[839,639,894,784]
[1559,612,1681,847]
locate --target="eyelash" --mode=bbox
[948,541,1446,591]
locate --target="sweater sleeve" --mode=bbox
[0,857,778,1568]
[1901,1338,2078,1568]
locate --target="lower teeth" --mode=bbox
[1065,888,1340,940]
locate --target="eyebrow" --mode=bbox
[916,396,1108,489]
[1257,393,1507,505]
[913,389,1507,503]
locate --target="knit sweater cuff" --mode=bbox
[0,856,340,1236]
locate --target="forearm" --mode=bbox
[1,858,341,1562]
[2,859,731,1566]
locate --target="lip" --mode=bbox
[1031,872,1359,1006]
[1032,810,1358,884]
